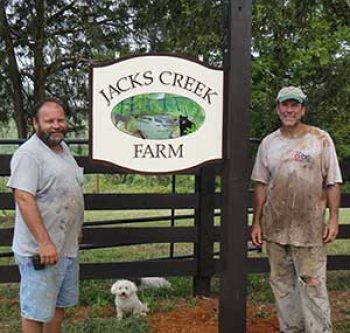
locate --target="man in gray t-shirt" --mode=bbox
[251,86,342,333]
[7,98,84,333]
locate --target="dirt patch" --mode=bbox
[149,298,218,333]
[148,297,279,333]
[149,290,350,333]
[67,304,115,323]
[246,303,279,333]
[330,290,350,322]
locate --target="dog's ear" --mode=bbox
[111,282,119,294]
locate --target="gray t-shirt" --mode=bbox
[251,126,342,246]
[7,134,84,257]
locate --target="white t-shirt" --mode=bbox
[7,134,84,257]
[251,126,342,246]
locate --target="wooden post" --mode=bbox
[220,0,252,332]
[169,175,176,258]
[193,165,216,296]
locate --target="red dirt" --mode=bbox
[149,289,350,333]
[65,290,349,332]
[148,297,279,333]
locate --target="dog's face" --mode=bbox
[111,280,137,300]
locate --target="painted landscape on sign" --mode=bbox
[111,93,205,140]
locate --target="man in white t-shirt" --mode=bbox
[251,86,342,333]
[7,98,84,333]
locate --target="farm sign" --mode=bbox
[90,55,223,173]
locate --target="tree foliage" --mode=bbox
[0,0,349,159]
[251,0,350,158]
[127,0,223,63]
[0,0,131,137]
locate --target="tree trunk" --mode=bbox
[0,3,26,138]
[33,0,46,104]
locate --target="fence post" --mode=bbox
[169,175,176,258]
[220,0,252,332]
[193,164,216,296]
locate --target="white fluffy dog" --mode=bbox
[110,277,171,320]
[138,277,171,290]
[111,279,148,320]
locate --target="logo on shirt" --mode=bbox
[293,151,310,162]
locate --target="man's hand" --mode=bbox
[324,183,340,243]
[39,240,58,265]
[323,217,339,243]
[251,223,263,247]
[251,182,266,248]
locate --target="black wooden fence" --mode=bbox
[0,139,349,296]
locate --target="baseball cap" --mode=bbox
[276,86,307,104]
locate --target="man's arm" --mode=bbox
[14,189,58,265]
[251,182,267,247]
[323,183,341,243]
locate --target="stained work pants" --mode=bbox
[266,242,332,333]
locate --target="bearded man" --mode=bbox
[7,98,84,333]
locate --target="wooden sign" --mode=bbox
[90,54,223,173]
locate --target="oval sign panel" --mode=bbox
[111,93,205,140]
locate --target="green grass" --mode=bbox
[83,174,195,194]
[83,208,195,225]
[327,271,350,291]
[63,317,150,333]
[335,322,350,332]
[6,271,350,332]
[0,276,195,333]
[0,316,150,333]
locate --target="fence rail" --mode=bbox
[0,140,349,296]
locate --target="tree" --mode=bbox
[0,0,131,138]
[126,0,223,64]
[119,0,350,157]
[251,0,350,158]
[0,0,349,160]
[0,2,25,137]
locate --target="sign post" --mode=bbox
[220,0,252,332]
[89,1,252,330]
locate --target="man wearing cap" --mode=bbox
[251,86,342,333]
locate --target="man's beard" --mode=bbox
[37,130,66,147]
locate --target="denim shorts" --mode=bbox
[14,254,79,322]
